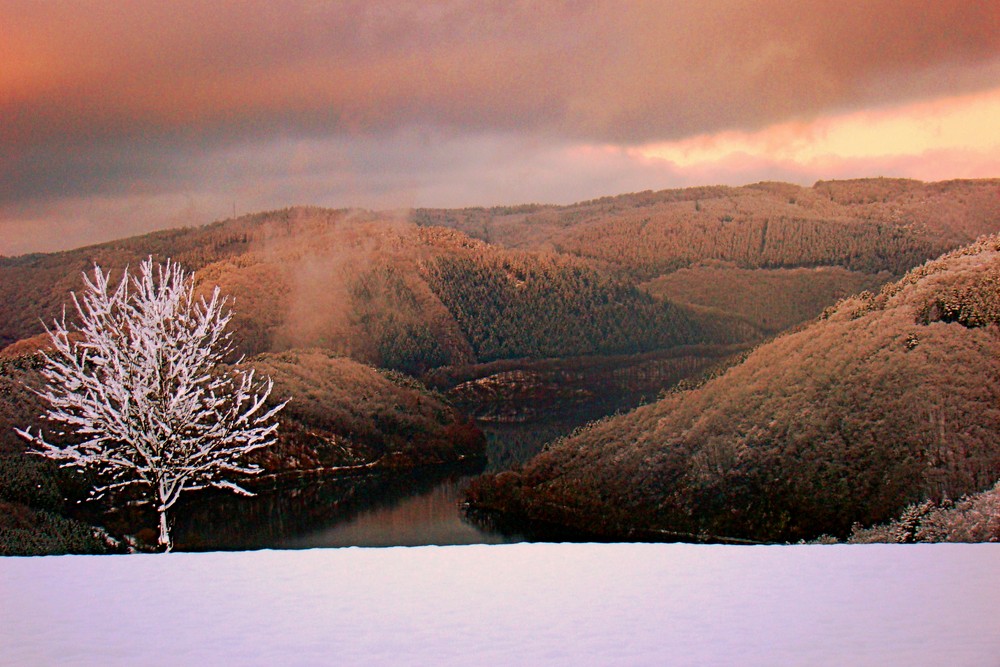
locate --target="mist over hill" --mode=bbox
[5,179,999,369]
[1,208,735,370]
[3,177,1000,551]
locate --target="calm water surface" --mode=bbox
[173,467,524,552]
[277,476,519,549]
[171,418,591,552]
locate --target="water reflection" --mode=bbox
[279,476,519,549]
[172,465,523,552]
[168,415,610,552]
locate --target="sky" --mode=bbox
[2,1,1000,255]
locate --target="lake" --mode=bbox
[170,407,615,551]
[172,466,524,552]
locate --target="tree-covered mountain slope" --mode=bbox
[414,178,1000,279]
[0,208,735,373]
[642,262,891,335]
[415,178,1000,335]
[246,349,483,474]
[5,179,998,374]
[466,236,1000,542]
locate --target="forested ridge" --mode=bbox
[3,178,1000,551]
[414,178,1000,277]
[425,251,714,361]
[0,209,748,371]
[5,179,999,371]
[466,235,1000,543]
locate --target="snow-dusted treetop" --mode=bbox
[18,257,286,551]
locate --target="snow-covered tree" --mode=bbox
[18,258,286,552]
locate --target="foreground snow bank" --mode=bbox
[2,543,997,666]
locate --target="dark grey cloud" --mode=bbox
[2,1,1000,253]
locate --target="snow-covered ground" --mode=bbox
[2,543,997,666]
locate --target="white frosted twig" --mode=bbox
[18,257,287,552]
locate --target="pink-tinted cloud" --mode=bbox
[636,87,1000,173]
[2,1,1000,254]
[4,0,1000,151]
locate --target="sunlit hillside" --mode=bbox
[0,208,736,372]
[4,179,1000,552]
[467,235,1000,543]
[643,263,891,335]
[415,179,1000,278]
[6,179,1000,371]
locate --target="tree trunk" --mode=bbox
[158,506,172,553]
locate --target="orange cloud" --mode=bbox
[635,87,1000,173]
[3,1,1000,254]
[3,1,1000,151]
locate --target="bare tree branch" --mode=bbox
[17,257,287,552]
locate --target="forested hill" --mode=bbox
[413,178,1000,278]
[466,235,1000,543]
[0,209,732,372]
[3,178,998,372]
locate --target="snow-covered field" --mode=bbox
[2,543,997,666]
